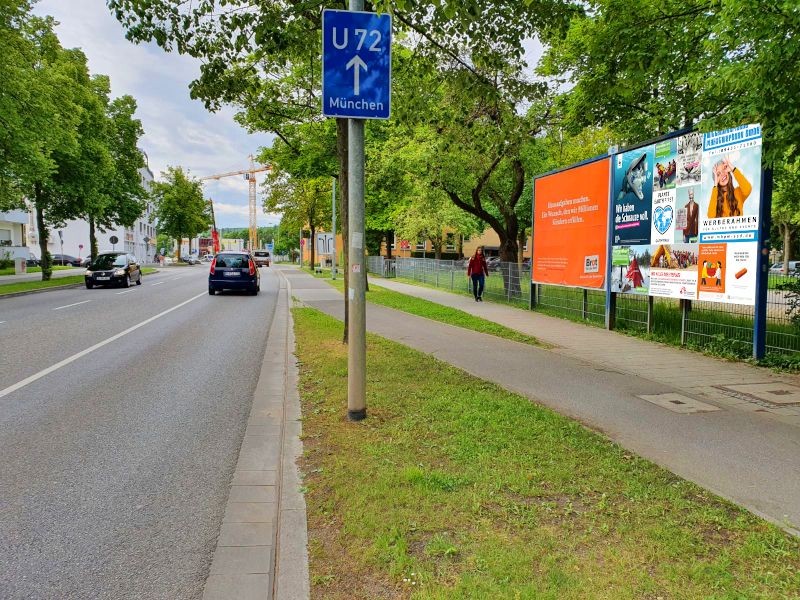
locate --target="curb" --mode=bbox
[202,271,309,600]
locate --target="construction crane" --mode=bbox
[199,156,271,251]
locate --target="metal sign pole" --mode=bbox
[332,177,337,280]
[347,0,367,421]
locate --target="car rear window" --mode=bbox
[254,251,269,257]
[215,254,249,268]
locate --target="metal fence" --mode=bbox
[366,257,800,359]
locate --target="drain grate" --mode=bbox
[717,383,800,406]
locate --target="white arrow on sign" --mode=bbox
[346,54,368,96]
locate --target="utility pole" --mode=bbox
[332,177,337,281]
[347,0,367,421]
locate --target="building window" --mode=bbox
[416,237,425,250]
[445,232,455,251]
[390,232,395,249]
[523,239,528,251]
[0,228,11,246]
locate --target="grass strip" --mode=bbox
[302,267,541,347]
[0,265,74,276]
[0,268,158,296]
[294,306,800,599]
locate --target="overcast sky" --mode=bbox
[34,0,279,229]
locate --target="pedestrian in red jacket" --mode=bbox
[466,246,489,301]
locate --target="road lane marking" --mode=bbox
[0,291,207,400]
[0,321,6,324]
[150,281,164,286]
[116,290,134,295]
[53,300,91,311]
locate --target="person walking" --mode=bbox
[467,246,489,302]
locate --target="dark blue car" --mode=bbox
[208,252,260,295]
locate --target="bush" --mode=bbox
[0,250,13,270]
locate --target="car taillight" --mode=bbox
[249,260,256,276]
[209,257,216,275]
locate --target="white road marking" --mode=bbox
[116,289,134,295]
[53,300,91,311]
[0,321,6,324]
[0,291,207,400]
[150,281,164,286]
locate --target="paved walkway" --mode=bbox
[284,268,800,536]
[203,271,309,600]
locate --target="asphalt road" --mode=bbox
[0,265,280,599]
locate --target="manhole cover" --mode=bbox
[719,383,800,405]
[638,393,721,414]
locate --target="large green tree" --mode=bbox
[151,167,210,258]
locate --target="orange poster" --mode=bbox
[697,243,726,295]
[533,158,610,289]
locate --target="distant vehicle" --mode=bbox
[253,250,271,267]
[51,254,82,267]
[181,255,201,265]
[208,252,260,295]
[770,262,800,275]
[80,257,91,268]
[522,257,532,269]
[162,256,175,265]
[26,254,39,267]
[486,256,502,271]
[85,252,142,288]
[200,254,213,263]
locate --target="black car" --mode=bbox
[51,254,82,267]
[208,252,260,295]
[85,253,142,288]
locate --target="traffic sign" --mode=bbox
[322,9,391,120]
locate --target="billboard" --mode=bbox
[610,125,762,305]
[532,158,610,289]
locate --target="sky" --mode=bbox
[34,0,280,230]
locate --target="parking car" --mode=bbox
[181,255,201,265]
[208,252,260,295]
[85,252,142,288]
[769,261,800,275]
[253,250,271,267]
[26,253,39,267]
[51,253,82,267]
[486,256,503,271]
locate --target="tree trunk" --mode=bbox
[88,217,98,260]
[517,228,527,263]
[175,238,181,261]
[499,236,521,299]
[783,223,792,274]
[385,231,393,259]
[35,186,51,282]
[337,118,349,344]
[433,241,442,260]
[310,222,316,270]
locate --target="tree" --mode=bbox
[86,92,147,259]
[264,172,332,270]
[151,167,210,258]
[772,154,800,274]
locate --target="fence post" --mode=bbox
[436,260,439,287]
[507,264,511,302]
[680,299,690,345]
[450,268,454,290]
[606,292,616,330]
[646,295,654,333]
[582,288,588,320]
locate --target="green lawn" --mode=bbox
[294,307,800,599]
[302,267,542,347]
[0,267,157,296]
[0,265,73,276]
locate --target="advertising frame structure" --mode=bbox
[531,124,772,358]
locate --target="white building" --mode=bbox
[26,154,157,263]
[0,209,30,260]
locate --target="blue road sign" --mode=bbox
[322,9,391,120]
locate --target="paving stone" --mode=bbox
[203,574,270,600]
[223,502,276,524]
[210,546,272,574]
[229,485,277,503]
[232,470,278,486]
[637,393,722,414]
[218,522,275,547]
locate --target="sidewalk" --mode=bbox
[285,268,800,536]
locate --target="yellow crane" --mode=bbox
[199,156,272,251]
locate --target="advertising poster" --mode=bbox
[613,146,654,245]
[610,243,698,299]
[533,158,610,289]
[610,124,762,305]
[698,124,762,305]
[676,132,703,187]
